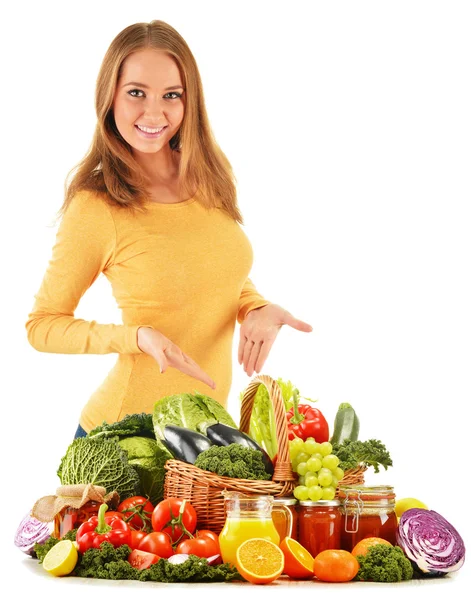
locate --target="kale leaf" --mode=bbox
[332,439,393,473]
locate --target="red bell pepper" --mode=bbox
[286,389,329,442]
[76,503,131,553]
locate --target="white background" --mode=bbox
[2,1,470,598]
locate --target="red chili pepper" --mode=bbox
[76,503,131,553]
[286,389,329,442]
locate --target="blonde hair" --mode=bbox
[56,20,243,224]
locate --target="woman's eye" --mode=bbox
[127,89,182,99]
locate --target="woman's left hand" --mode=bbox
[238,303,313,376]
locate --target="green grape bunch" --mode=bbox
[289,437,344,502]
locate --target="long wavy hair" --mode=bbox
[55,20,243,224]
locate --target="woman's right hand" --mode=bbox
[137,327,216,390]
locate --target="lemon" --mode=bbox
[395,497,428,519]
[42,539,78,577]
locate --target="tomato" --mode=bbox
[138,531,174,558]
[129,530,148,550]
[151,498,197,543]
[104,511,125,520]
[196,530,220,546]
[128,549,161,570]
[176,536,219,558]
[195,530,220,555]
[313,549,359,582]
[351,537,392,557]
[118,496,154,530]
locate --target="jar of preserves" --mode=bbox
[297,500,342,557]
[272,497,298,541]
[338,485,397,551]
[53,501,101,538]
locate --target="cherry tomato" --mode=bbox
[151,498,197,543]
[128,549,161,570]
[313,549,359,582]
[129,530,148,550]
[138,531,174,558]
[118,496,154,530]
[176,536,219,558]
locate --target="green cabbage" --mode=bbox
[152,392,237,439]
[117,436,172,505]
[57,437,140,500]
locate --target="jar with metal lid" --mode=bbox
[338,485,397,551]
[297,500,342,558]
[272,497,298,541]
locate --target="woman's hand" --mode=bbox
[137,327,216,389]
[238,304,313,377]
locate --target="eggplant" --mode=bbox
[162,425,213,464]
[205,423,274,476]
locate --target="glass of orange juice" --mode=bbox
[219,492,281,566]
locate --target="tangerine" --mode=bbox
[351,537,393,557]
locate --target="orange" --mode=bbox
[351,537,393,557]
[279,537,314,579]
[235,538,285,584]
[313,549,359,582]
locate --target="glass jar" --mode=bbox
[272,497,298,541]
[338,485,397,551]
[53,501,101,538]
[297,500,342,558]
[219,492,280,566]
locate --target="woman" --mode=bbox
[25,20,312,437]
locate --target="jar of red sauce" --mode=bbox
[272,497,298,541]
[53,501,101,538]
[297,500,342,557]
[338,485,397,551]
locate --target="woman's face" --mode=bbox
[112,48,185,154]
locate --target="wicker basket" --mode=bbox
[335,465,368,497]
[163,374,296,533]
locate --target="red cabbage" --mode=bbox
[397,508,465,575]
[14,512,54,556]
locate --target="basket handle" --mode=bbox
[239,374,295,483]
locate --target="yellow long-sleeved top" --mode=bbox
[25,190,270,432]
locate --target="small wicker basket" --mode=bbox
[163,374,296,533]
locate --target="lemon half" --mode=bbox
[42,539,78,577]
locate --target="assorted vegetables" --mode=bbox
[15,378,466,586]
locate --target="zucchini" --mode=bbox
[330,403,360,445]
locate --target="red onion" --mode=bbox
[397,508,465,575]
[14,512,54,556]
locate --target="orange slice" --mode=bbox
[236,538,285,584]
[279,537,315,579]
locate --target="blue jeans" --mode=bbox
[74,424,88,439]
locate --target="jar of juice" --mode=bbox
[338,485,397,551]
[272,497,298,541]
[297,500,342,557]
[219,492,280,566]
[53,501,101,538]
